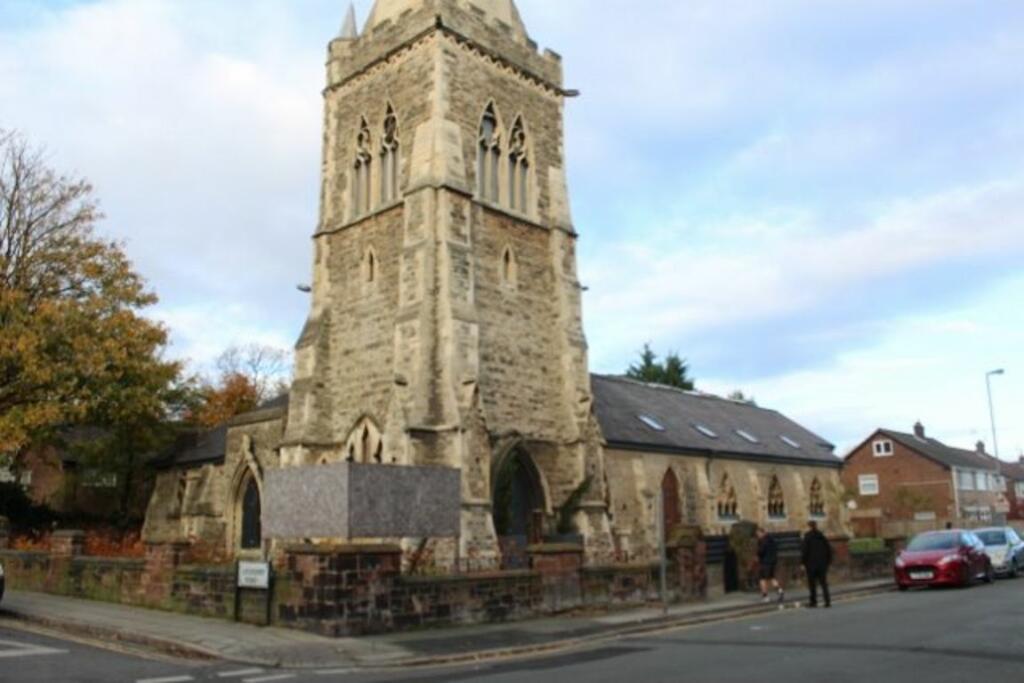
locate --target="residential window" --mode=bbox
[780,435,801,449]
[975,472,988,491]
[957,470,975,491]
[1017,482,1024,498]
[858,474,879,496]
[736,429,760,444]
[872,440,894,457]
[693,424,718,439]
[0,466,15,484]
[82,469,118,489]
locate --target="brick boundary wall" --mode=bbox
[0,528,894,637]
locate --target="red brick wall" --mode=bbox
[1007,478,1024,521]
[842,433,955,530]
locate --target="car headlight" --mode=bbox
[895,556,906,568]
[938,554,962,566]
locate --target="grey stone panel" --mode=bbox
[263,465,350,539]
[349,463,461,538]
[263,463,460,540]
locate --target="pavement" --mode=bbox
[0,577,892,670]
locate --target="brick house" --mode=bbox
[1000,458,1024,521]
[841,422,1006,538]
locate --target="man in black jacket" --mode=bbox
[801,520,833,608]
[756,527,785,604]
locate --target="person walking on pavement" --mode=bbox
[801,520,833,608]
[756,527,785,604]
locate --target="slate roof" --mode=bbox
[591,374,839,467]
[168,424,229,468]
[878,430,999,471]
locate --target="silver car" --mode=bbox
[975,527,1024,578]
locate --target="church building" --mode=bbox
[143,0,848,572]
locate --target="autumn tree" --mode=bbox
[625,343,695,390]
[190,344,290,428]
[0,131,183,475]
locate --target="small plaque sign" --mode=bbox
[237,561,270,589]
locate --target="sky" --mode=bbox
[1,0,1022,458]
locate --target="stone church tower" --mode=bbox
[280,0,613,568]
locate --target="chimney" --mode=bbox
[976,441,987,455]
[913,421,925,438]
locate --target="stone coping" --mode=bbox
[399,570,539,585]
[0,549,50,559]
[526,543,584,555]
[282,543,403,556]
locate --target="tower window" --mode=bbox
[508,117,529,213]
[477,104,501,203]
[501,246,518,287]
[380,105,400,204]
[353,118,373,217]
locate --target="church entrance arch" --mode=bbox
[493,447,545,569]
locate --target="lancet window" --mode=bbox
[380,105,400,204]
[767,476,786,519]
[477,104,501,202]
[717,474,739,521]
[353,118,372,217]
[809,478,826,518]
[507,117,529,213]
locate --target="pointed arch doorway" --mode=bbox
[493,448,545,569]
[240,475,262,551]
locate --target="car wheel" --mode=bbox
[983,564,995,584]
[1010,560,1019,579]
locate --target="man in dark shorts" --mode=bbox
[756,526,785,604]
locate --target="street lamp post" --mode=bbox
[986,369,1005,459]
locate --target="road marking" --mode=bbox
[243,675,296,683]
[217,670,265,679]
[0,638,68,659]
[135,677,194,683]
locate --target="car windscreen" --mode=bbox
[976,530,1007,546]
[907,533,959,551]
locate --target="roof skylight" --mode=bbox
[637,415,666,432]
[736,429,760,444]
[694,424,719,439]
[780,435,801,449]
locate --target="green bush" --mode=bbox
[849,537,886,555]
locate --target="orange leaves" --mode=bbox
[190,373,260,429]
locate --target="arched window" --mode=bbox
[380,105,400,204]
[477,104,501,203]
[717,473,739,521]
[365,248,377,284]
[809,478,826,518]
[661,469,682,535]
[507,117,529,213]
[501,246,517,287]
[767,476,786,519]
[353,118,372,217]
[345,417,383,463]
[240,476,261,550]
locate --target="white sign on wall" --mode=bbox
[237,561,270,590]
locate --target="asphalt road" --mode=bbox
[1,579,1022,683]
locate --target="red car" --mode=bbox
[895,530,994,590]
